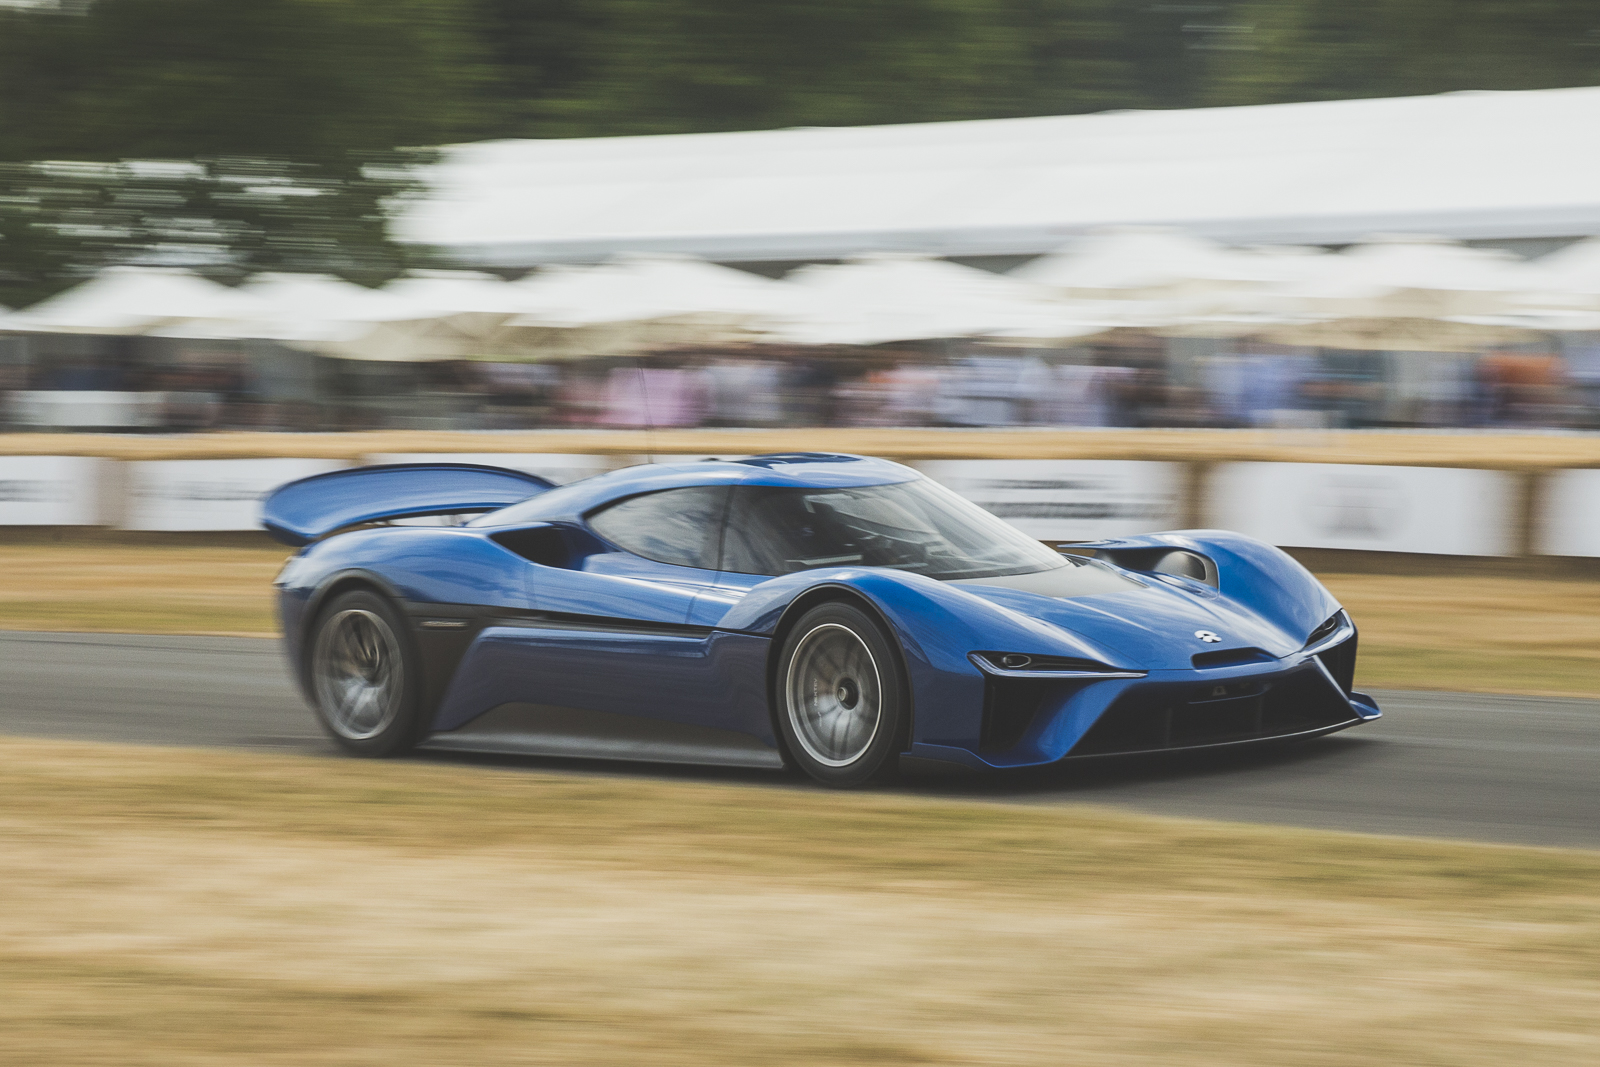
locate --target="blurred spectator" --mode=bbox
[603,364,710,428]
[934,355,1050,426]
[1479,352,1567,427]
[783,358,839,427]
[44,355,122,391]
[3,330,1597,432]
[706,359,783,426]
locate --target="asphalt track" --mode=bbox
[3,630,1597,849]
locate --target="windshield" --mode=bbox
[720,478,1068,580]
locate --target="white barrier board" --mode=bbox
[0,456,105,525]
[913,459,1183,540]
[125,459,347,531]
[1540,468,1600,557]
[1207,462,1516,556]
[366,453,617,486]
[5,390,165,429]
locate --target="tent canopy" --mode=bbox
[1268,235,1529,319]
[2,267,262,334]
[1014,229,1284,294]
[398,86,1600,267]
[776,255,1125,345]
[506,254,795,328]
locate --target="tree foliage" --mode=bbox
[0,0,481,305]
[512,1,1127,135]
[3,0,1600,306]
[1205,1,1600,106]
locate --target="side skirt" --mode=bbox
[422,701,786,770]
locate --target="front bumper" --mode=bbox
[908,631,1378,771]
[1064,659,1374,759]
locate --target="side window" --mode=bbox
[722,486,858,576]
[586,486,727,570]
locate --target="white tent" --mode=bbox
[380,270,530,317]
[1273,236,1528,317]
[507,254,796,328]
[1,267,263,335]
[1523,237,1600,310]
[774,255,1127,346]
[157,272,490,361]
[236,273,428,332]
[399,86,1600,267]
[480,254,807,359]
[1013,228,1287,298]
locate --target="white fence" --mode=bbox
[913,459,1183,541]
[0,452,1595,557]
[124,459,349,532]
[0,456,106,525]
[1206,462,1518,556]
[1540,469,1600,558]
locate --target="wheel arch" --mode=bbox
[295,570,412,681]
[763,583,917,760]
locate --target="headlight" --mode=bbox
[969,652,1144,678]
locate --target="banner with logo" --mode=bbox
[125,459,347,531]
[0,456,105,525]
[1539,468,1600,557]
[913,459,1183,540]
[365,452,617,486]
[1207,462,1516,556]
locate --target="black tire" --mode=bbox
[306,589,427,757]
[775,601,908,788]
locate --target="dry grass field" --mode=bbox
[0,539,288,636]
[1,540,1594,697]
[1321,572,1600,697]
[1,737,1597,1066]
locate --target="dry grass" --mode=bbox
[1321,572,1600,697]
[0,541,288,636]
[1,736,1598,1066]
[1,543,1597,696]
[5,427,1600,469]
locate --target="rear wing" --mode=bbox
[261,463,555,547]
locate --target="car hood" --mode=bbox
[954,570,1306,670]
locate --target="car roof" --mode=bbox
[471,452,920,527]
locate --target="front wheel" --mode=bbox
[776,602,908,787]
[307,589,426,757]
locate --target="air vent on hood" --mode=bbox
[1191,647,1276,670]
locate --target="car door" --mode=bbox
[532,484,726,625]
[464,485,775,760]
[688,483,810,627]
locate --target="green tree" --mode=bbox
[474,0,1129,136]
[1205,1,1600,106]
[0,0,487,306]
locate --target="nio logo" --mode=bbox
[1194,630,1222,643]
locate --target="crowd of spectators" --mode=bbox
[3,337,1600,433]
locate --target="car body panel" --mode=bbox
[269,453,1377,773]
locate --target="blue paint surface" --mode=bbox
[262,463,553,546]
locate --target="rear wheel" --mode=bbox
[776,602,908,787]
[308,589,425,757]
